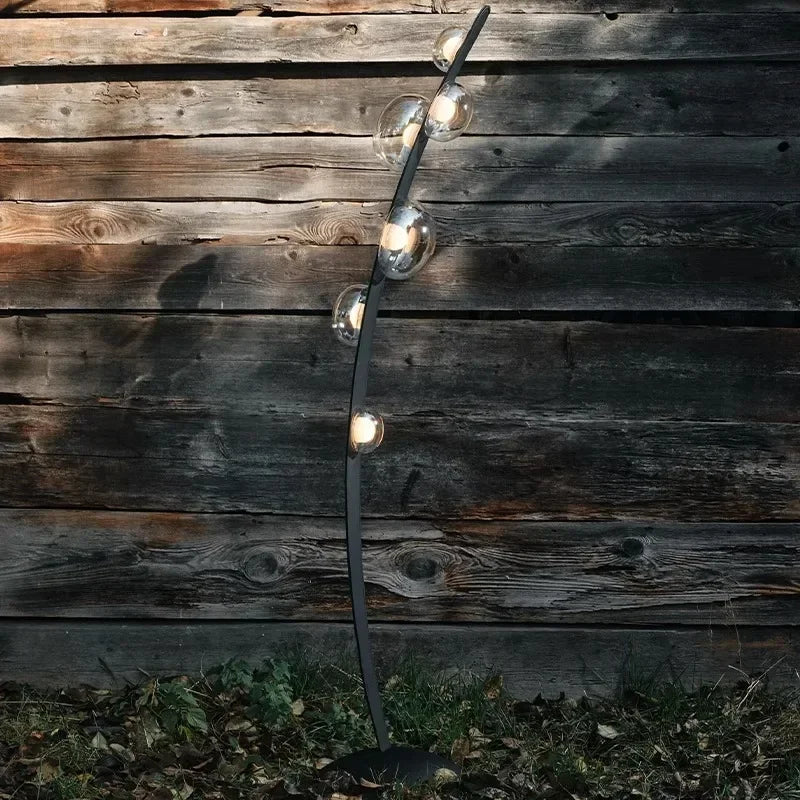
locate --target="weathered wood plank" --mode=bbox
[0,406,796,519]
[2,201,799,246]
[4,66,798,138]
[1,619,798,697]
[3,316,799,424]
[3,0,798,14]
[1,510,798,625]
[2,244,798,311]
[3,136,797,203]
[3,14,800,67]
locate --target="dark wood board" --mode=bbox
[4,65,799,138]
[1,200,799,246]
[1,510,798,625]
[1,619,798,698]
[3,14,800,67]
[3,1,798,13]
[2,136,797,203]
[1,0,799,696]
[0,406,797,519]
[2,244,799,311]
[3,316,800,424]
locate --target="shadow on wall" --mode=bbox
[0,1,37,12]
[1,10,796,522]
[157,253,221,310]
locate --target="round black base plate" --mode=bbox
[324,745,461,786]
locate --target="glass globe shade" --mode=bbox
[373,95,428,171]
[350,410,384,454]
[377,202,436,281]
[425,82,473,142]
[433,27,467,72]
[331,284,367,346]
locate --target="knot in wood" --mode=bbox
[243,550,280,583]
[621,537,645,558]
[405,555,438,581]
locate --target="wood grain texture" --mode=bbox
[1,619,798,697]
[4,65,799,138]
[1,0,799,693]
[1,510,798,625]
[2,136,797,203]
[0,405,797,518]
[3,0,798,13]
[2,201,799,245]
[3,14,800,67]
[3,315,799,424]
[2,244,799,311]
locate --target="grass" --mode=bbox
[0,654,798,799]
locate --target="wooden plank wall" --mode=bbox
[0,0,799,696]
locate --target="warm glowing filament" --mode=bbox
[441,33,463,64]
[351,414,378,445]
[381,222,409,251]
[348,297,365,330]
[402,122,421,149]
[429,94,458,125]
[380,221,421,253]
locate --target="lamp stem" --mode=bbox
[342,5,491,755]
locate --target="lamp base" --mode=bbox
[324,745,461,786]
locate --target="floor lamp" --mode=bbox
[326,6,491,785]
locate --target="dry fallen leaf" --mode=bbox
[451,736,470,763]
[469,727,491,746]
[484,675,503,699]
[91,731,109,750]
[110,742,136,763]
[434,766,459,786]
[36,760,61,781]
[597,723,621,740]
[172,783,194,800]
[384,674,401,690]
[224,717,255,733]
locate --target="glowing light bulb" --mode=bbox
[402,121,422,150]
[348,297,364,330]
[331,284,367,346]
[377,202,435,281]
[441,35,462,64]
[373,95,428,171]
[350,411,384,454]
[380,221,420,253]
[381,222,407,251]
[433,27,467,72]
[425,82,473,142]
[428,94,458,125]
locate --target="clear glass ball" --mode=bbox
[433,27,467,72]
[425,83,473,142]
[373,95,428,171]
[377,202,436,281]
[350,410,384,455]
[331,284,367,346]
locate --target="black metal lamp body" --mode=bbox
[327,6,491,786]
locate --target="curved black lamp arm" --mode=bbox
[344,5,491,753]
